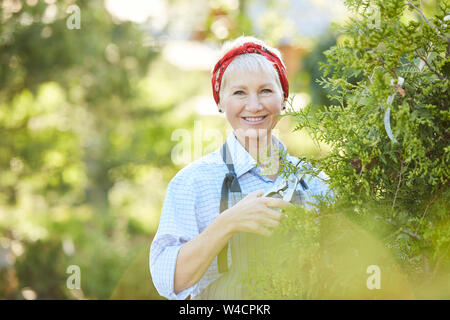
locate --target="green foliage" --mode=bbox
[243,205,416,299]
[246,0,450,299]
[14,238,67,299]
[242,205,321,299]
[299,32,338,107]
[0,0,187,299]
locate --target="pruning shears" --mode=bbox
[263,159,306,203]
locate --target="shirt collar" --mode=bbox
[225,131,289,179]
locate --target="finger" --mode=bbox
[244,189,264,200]
[255,226,273,237]
[253,189,265,197]
[245,221,273,237]
[256,216,280,228]
[259,207,284,221]
[262,197,293,208]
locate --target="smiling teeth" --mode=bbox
[244,117,264,122]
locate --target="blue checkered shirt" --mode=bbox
[149,132,333,300]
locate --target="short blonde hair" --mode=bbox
[213,36,287,105]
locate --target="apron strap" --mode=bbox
[218,142,241,273]
[299,179,309,191]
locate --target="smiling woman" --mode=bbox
[213,37,289,164]
[149,35,332,300]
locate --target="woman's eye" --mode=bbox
[261,89,272,93]
[234,90,244,95]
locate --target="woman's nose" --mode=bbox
[245,94,263,112]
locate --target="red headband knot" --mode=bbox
[211,42,289,105]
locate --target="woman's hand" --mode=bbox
[174,189,291,293]
[222,189,292,237]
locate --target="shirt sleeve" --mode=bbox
[149,169,200,300]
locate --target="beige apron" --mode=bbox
[193,186,307,300]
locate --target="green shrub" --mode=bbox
[247,0,450,299]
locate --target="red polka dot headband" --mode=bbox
[211,42,289,105]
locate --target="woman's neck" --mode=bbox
[234,132,281,178]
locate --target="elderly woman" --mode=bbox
[150,36,332,300]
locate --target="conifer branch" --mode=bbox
[415,50,445,80]
[406,0,448,42]
[392,157,403,210]
[405,0,438,33]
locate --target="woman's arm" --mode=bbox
[174,209,234,293]
[174,189,290,294]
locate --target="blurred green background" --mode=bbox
[2,0,437,300]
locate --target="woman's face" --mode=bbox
[219,69,285,142]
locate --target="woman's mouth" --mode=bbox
[241,115,268,125]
